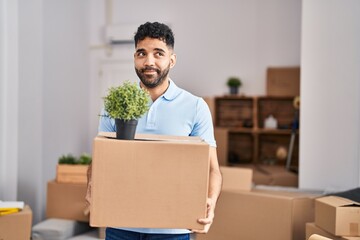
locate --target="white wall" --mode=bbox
[41,0,90,192]
[300,0,360,191]
[15,0,90,223]
[91,0,301,96]
[0,0,7,200]
[88,0,302,137]
[0,0,19,201]
[17,0,44,223]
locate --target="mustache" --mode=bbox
[141,67,160,74]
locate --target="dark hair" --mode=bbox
[134,22,174,49]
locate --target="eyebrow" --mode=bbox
[136,48,145,53]
[154,48,166,53]
[135,48,166,53]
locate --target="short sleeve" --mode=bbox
[98,108,116,132]
[190,98,216,147]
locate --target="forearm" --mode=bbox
[193,147,222,233]
[208,147,222,203]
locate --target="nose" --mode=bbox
[144,55,155,66]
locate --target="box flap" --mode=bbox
[317,196,360,208]
[98,132,204,143]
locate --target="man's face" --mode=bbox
[134,37,176,88]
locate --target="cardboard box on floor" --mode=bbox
[90,134,210,230]
[197,189,319,240]
[315,196,360,236]
[306,222,360,240]
[0,205,32,240]
[46,180,89,222]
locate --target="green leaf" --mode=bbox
[103,81,150,120]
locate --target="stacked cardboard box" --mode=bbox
[56,164,88,184]
[45,154,94,236]
[305,196,360,240]
[266,67,300,97]
[306,223,359,240]
[0,205,32,239]
[46,180,89,222]
[46,178,105,238]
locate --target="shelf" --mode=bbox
[256,128,298,135]
[227,128,254,134]
[215,97,254,128]
[214,95,300,167]
[228,128,298,135]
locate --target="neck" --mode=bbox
[141,78,170,102]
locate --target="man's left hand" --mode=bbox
[191,198,215,234]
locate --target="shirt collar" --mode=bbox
[162,79,181,101]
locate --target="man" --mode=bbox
[95,22,222,240]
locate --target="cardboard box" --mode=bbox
[315,196,360,236]
[266,67,300,97]
[214,127,228,166]
[197,189,318,240]
[0,205,32,240]
[259,164,298,187]
[46,180,89,222]
[56,164,89,184]
[220,166,252,191]
[306,222,360,240]
[90,135,210,230]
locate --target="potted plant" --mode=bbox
[227,77,242,95]
[103,81,150,140]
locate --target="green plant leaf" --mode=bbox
[227,77,242,87]
[58,154,77,164]
[78,153,92,165]
[104,81,150,120]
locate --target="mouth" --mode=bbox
[143,70,157,74]
[141,67,160,74]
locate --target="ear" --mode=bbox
[170,54,177,68]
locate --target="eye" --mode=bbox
[155,52,165,57]
[136,52,146,57]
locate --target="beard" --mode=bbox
[135,64,170,89]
